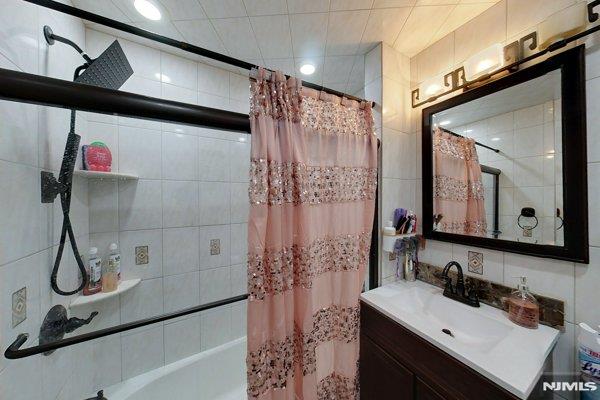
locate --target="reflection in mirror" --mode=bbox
[431,70,563,246]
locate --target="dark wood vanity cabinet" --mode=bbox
[360,302,522,400]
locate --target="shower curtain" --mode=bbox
[433,128,487,236]
[246,69,377,400]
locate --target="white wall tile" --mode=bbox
[118,180,162,231]
[229,141,251,182]
[0,357,42,400]
[164,316,201,364]
[419,240,453,268]
[89,179,119,234]
[118,126,162,179]
[0,161,41,265]
[199,137,230,182]
[121,326,164,380]
[587,78,600,164]
[162,180,199,228]
[588,163,600,247]
[575,246,600,326]
[71,336,122,395]
[162,227,200,276]
[452,244,504,284]
[199,182,231,225]
[164,271,200,312]
[197,63,230,98]
[231,183,250,224]
[200,267,231,303]
[200,306,232,350]
[160,52,198,90]
[0,98,38,167]
[162,132,199,181]
[230,264,247,296]
[120,277,163,323]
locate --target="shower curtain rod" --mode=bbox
[22,0,375,107]
[438,127,500,153]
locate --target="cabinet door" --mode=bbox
[360,335,414,400]
[415,378,446,400]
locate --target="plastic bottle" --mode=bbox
[102,244,120,293]
[109,243,121,282]
[83,247,102,295]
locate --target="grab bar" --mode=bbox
[4,294,248,360]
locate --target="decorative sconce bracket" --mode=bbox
[411,88,420,108]
[520,32,538,57]
[589,0,600,23]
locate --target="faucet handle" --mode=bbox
[65,311,98,333]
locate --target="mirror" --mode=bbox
[422,46,588,263]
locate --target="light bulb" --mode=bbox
[134,0,162,21]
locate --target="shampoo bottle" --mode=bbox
[83,247,102,295]
[507,276,539,329]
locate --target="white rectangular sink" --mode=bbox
[361,280,560,399]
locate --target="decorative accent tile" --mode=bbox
[468,251,483,275]
[388,253,396,261]
[135,246,149,265]
[416,262,565,329]
[210,239,220,256]
[12,287,26,328]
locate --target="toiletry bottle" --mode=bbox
[102,243,120,293]
[383,221,396,236]
[109,243,121,282]
[83,247,102,296]
[507,276,539,329]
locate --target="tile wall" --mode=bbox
[0,2,250,398]
[364,2,600,399]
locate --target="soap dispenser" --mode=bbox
[507,276,539,329]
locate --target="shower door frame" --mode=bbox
[0,66,381,359]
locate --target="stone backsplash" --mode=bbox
[416,262,565,329]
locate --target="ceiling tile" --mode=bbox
[199,0,247,18]
[373,0,417,7]
[263,58,295,75]
[321,82,348,92]
[454,1,505,63]
[134,20,185,40]
[173,19,226,53]
[323,55,355,83]
[326,10,370,56]
[212,17,262,59]
[348,54,365,82]
[250,15,293,58]
[295,57,324,85]
[429,3,491,44]
[393,5,454,56]
[72,0,131,22]
[287,0,330,13]
[290,13,329,57]
[359,7,411,52]
[243,0,288,15]
[158,0,208,20]
[330,0,374,11]
[346,81,364,96]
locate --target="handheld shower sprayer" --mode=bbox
[41,26,133,296]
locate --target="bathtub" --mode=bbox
[103,337,247,400]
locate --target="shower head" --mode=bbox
[75,40,133,90]
[43,25,133,90]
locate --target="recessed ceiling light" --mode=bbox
[300,63,315,75]
[491,137,500,141]
[134,0,161,20]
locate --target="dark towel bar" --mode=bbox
[4,294,249,360]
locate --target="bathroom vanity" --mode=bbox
[360,280,559,400]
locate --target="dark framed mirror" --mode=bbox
[422,45,588,263]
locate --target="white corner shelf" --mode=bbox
[74,170,138,180]
[382,233,418,252]
[69,278,141,309]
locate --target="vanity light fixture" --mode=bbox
[464,43,505,81]
[300,63,315,75]
[539,2,587,50]
[411,0,600,108]
[134,0,162,21]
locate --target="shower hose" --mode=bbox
[50,108,88,296]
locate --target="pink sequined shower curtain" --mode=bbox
[246,69,377,400]
[433,128,487,236]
